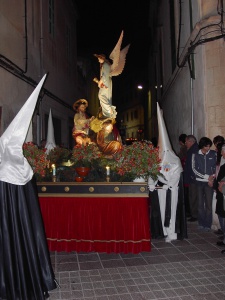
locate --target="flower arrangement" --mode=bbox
[23,142,48,179]
[113,140,161,181]
[71,143,102,168]
[47,146,71,165]
[23,140,161,183]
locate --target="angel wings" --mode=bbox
[109,30,130,77]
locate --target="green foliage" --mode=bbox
[71,143,102,167]
[23,142,48,179]
[23,140,162,182]
[47,146,71,165]
[113,140,161,181]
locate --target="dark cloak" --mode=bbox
[215,164,225,218]
[0,177,57,300]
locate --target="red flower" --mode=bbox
[23,142,48,177]
[113,140,161,180]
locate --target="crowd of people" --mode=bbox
[149,128,225,254]
[178,133,225,254]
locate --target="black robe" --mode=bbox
[0,177,57,300]
[149,173,188,240]
[215,164,225,218]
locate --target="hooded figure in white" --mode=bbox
[148,103,183,242]
[45,108,56,154]
[0,75,58,299]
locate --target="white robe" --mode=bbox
[98,61,117,118]
[148,150,183,242]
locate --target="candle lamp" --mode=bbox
[106,165,110,176]
[52,164,56,182]
[106,165,110,182]
[52,164,56,175]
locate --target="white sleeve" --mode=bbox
[148,176,158,191]
[158,166,180,190]
[167,171,180,190]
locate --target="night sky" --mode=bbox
[75,1,150,85]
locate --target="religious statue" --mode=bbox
[96,118,122,156]
[89,30,129,155]
[72,99,95,145]
[93,30,130,119]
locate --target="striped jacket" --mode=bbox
[192,149,217,182]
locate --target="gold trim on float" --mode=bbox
[37,182,147,187]
[37,182,148,197]
[47,237,151,244]
[38,193,148,198]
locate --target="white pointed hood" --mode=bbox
[157,102,173,158]
[156,102,183,178]
[0,74,47,185]
[45,108,56,154]
[25,120,33,143]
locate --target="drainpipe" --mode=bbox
[23,0,28,73]
[190,78,194,134]
[39,0,44,142]
[40,0,44,77]
[189,0,194,135]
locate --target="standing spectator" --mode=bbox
[183,135,199,221]
[213,144,225,251]
[178,133,187,168]
[178,134,188,217]
[212,135,224,233]
[217,166,225,254]
[192,137,217,231]
[211,142,224,233]
[213,135,224,151]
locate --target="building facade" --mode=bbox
[0,0,79,148]
[149,0,225,153]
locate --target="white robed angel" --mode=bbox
[94,30,130,119]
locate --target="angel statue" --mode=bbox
[93,30,130,120]
[90,31,129,155]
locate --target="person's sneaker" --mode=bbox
[165,237,172,243]
[204,227,211,232]
[198,225,204,230]
[165,236,177,243]
[217,241,225,246]
[188,217,197,222]
[214,229,223,235]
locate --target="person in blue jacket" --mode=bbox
[192,137,217,231]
